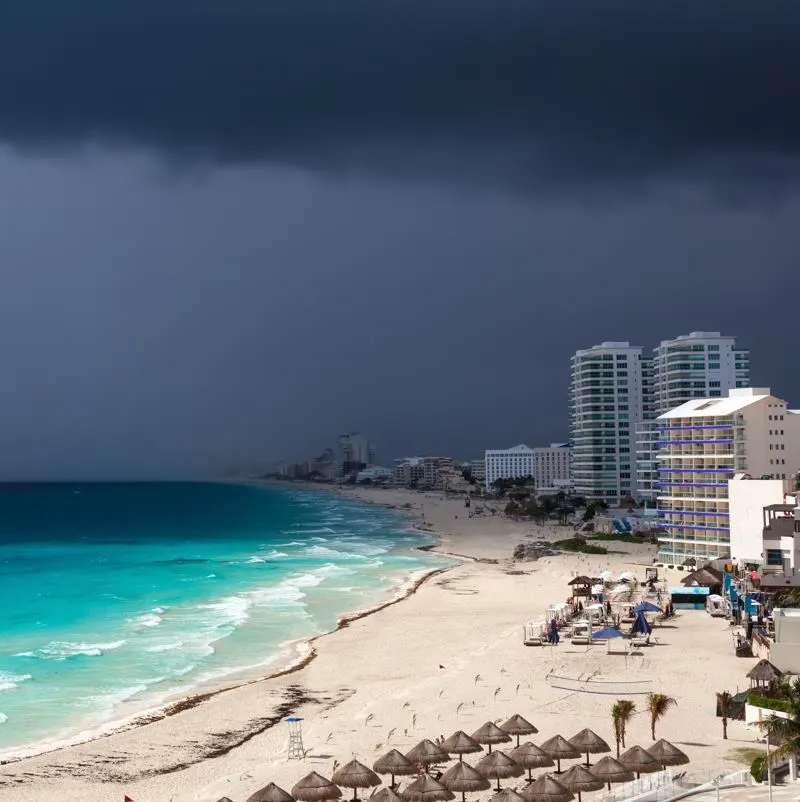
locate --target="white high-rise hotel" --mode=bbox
[569,342,645,502]
[570,332,750,503]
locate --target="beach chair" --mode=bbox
[630,633,650,648]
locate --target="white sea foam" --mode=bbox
[14,640,126,660]
[0,713,7,724]
[131,612,163,628]
[275,540,304,547]
[143,641,185,653]
[0,672,32,692]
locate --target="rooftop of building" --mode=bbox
[659,387,776,418]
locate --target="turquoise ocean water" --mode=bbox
[0,482,446,758]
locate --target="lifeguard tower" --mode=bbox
[287,716,304,760]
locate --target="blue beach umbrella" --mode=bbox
[632,602,662,614]
[591,626,625,639]
[630,612,652,636]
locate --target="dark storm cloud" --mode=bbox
[2,1,800,184]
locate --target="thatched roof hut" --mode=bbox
[247,783,294,802]
[680,568,722,593]
[746,658,783,689]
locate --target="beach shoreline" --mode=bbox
[0,485,452,765]
[0,486,763,802]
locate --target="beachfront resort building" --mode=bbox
[484,445,535,490]
[569,342,646,502]
[533,443,571,489]
[655,387,800,563]
[636,332,750,507]
[469,459,486,484]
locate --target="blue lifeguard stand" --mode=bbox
[287,716,304,760]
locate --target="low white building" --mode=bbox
[485,445,535,490]
[393,457,424,487]
[356,466,393,483]
[533,443,571,489]
[729,477,790,564]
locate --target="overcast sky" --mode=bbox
[0,1,798,478]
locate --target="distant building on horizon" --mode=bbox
[469,458,486,484]
[484,444,535,490]
[533,443,571,490]
[338,432,372,476]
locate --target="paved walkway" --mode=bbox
[685,783,799,802]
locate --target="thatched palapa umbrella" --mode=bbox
[406,740,449,770]
[500,715,538,748]
[247,783,294,802]
[539,736,579,774]
[489,789,528,802]
[590,756,634,790]
[218,798,235,802]
[471,722,512,754]
[403,774,455,802]
[375,750,417,787]
[292,773,343,802]
[557,765,603,802]
[441,731,483,762]
[475,750,523,792]
[371,788,405,802]
[440,760,490,802]
[509,742,554,782]
[648,739,689,770]
[618,746,660,779]
[568,729,611,767]
[520,774,574,802]
[333,760,382,802]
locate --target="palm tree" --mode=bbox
[756,676,800,765]
[717,691,733,740]
[647,694,677,741]
[611,700,636,757]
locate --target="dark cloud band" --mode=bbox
[1,1,799,183]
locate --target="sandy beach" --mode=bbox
[0,487,763,801]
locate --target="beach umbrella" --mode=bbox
[333,760,382,802]
[292,773,343,802]
[375,750,418,787]
[648,740,689,769]
[403,774,455,802]
[441,731,483,762]
[520,775,574,802]
[618,746,660,779]
[568,729,611,767]
[557,765,603,802]
[509,742,554,781]
[440,760,491,802]
[471,721,512,753]
[248,783,295,802]
[500,715,539,748]
[218,798,235,802]
[371,788,405,802]
[475,750,524,791]
[590,756,634,790]
[539,736,580,773]
[632,602,662,615]
[591,627,624,641]
[406,740,449,769]
[489,789,528,802]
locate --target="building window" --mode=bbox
[766,549,783,566]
